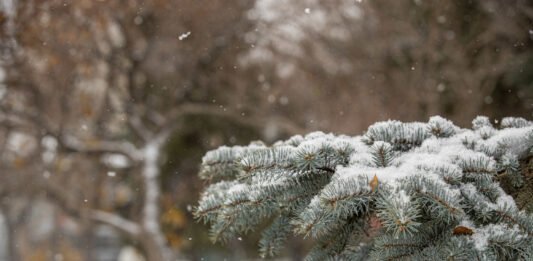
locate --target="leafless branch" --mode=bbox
[89,210,141,236]
[42,182,142,238]
[161,103,306,135]
[58,135,142,160]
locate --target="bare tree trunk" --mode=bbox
[2,211,20,261]
[141,140,174,261]
[6,225,18,261]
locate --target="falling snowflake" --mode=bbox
[178,31,191,40]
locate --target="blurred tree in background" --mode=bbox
[0,0,531,260]
[242,0,533,132]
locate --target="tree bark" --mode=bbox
[1,209,20,261]
[6,223,19,261]
[141,140,174,261]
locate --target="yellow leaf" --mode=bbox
[161,207,187,228]
[369,174,378,192]
[12,156,26,168]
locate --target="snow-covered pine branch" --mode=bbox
[195,116,533,260]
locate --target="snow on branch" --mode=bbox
[195,116,533,260]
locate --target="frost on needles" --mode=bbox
[194,116,533,260]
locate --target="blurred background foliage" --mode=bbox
[0,0,531,260]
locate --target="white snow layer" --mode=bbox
[201,116,532,253]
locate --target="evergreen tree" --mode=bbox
[195,116,533,260]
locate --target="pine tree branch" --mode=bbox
[415,189,457,216]
[382,243,422,248]
[496,210,533,236]
[196,116,533,259]
[197,205,222,215]
[386,252,415,261]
